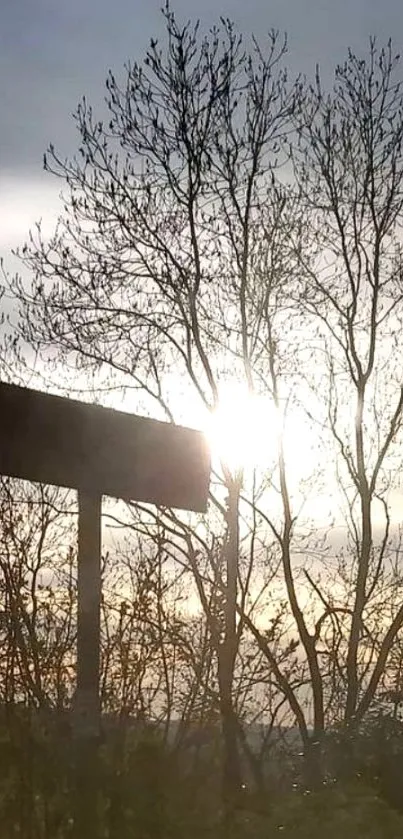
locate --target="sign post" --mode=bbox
[0,382,211,839]
[74,492,102,837]
[75,491,102,736]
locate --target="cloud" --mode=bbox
[2,0,403,269]
[0,176,60,255]
[2,0,403,177]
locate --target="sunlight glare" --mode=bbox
[205,383,316,479]
[206,384,278,473]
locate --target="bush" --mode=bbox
[2,713,403,839]
[263,781,403,838]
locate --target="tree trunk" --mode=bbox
[219,480,242,830]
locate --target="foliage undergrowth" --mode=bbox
[1,714,403,838]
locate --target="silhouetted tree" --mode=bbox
[9,2,403,810]
[10,7,298,816]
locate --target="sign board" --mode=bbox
[0,382,210,512]
[0,380,211,839]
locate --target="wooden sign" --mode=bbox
[0,380,211,838]
[0,382,210,512]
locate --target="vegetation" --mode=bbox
[1,708,403,837]
[2,3,403,835]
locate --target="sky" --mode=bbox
[1,0,403,420]
[1,0,403,261]
[2,1,403,531]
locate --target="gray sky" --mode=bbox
[1,0,403,254]
[1,0,403,523]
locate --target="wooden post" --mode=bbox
[74,491,102,839]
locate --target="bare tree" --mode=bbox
[10,0,403,809]
[9,6,297,812]
[289,38,403,732]
[0,479,77,709]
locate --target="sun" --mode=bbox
[205,382,316,479]
[205,384,275,473]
